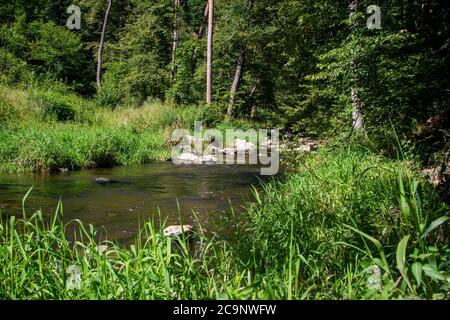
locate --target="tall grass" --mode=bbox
[1,145,448,300]
[238,145,449,299]
[0,84,252,173]
[0,124,170,172]
[0,85,216,173]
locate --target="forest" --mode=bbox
[0,0,449,300]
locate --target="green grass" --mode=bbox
[241,145,449,299]
[0,85,218,173]
[0,124,170,173]
[0,83,276,173]
[1,145,448,300]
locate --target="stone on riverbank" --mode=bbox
[163,225,194,238]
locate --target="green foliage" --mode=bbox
[28,21,83,80]
[282,0,450,163]
[1,1,448,164]
[0,85,176,172]
[1,146,448,299]
[0,48,31,86]
[35,91,77,122]
[168,39,205,105]
[238,145,449,299]
[101,0,173,105]
[94,62,124,108]
[0,124,169,173]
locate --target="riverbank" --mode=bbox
[1,145,448,299]
[0,85,213,173]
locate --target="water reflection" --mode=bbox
[0,162,273,243]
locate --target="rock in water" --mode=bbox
[173,153,218,165]
[95,177,114,185]
[200,155,217,165]
[235,139,256,153]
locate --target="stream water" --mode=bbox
[0,162,274,243]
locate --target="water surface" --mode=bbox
[0,162,272,242]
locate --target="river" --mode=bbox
[0,162,275,243]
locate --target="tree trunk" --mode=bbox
[349,0,364,131]
[171,0,181,82]
[190,3,209,74]
[227,0,253,117]
[227,47,245,118]
[198,3,209,38]
[206,0,214,105]
[248,79,259,119]
[97,0,112,89]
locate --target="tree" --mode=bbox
[227,0,253,118]
[206,0,214,105]
[171,0,181,82]
[227,47,244,117]
[349,0,364,132]
[97,0,112,89]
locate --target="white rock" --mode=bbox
[200,155,217,164]
[235,139,256,152]
[163,225,194,237]
[98,245,108,255]
[294,145,312,152]
[221,148,236,155]
[175,152,201,164]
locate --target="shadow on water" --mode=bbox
[0,162,277,243]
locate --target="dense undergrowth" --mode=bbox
[0,85,227,173]
[1,145,448,300]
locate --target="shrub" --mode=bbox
[38,93,77,122]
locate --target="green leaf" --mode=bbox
[344,224,390,274]
[22,185,34,220]
[420,216,449,240]
[423,264,449,282]
[396,235,415,293]
[411,262,422,287]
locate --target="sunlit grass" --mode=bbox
[1,146,448,300]
[0,85,233,173]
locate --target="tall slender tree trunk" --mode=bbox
[206,0,214,105]
[248,79,259,120]
[227,0,253,117]
[190,4,209,74]
[171,0,181,82]
[97,0,112,89]
[349,0,364,131]
[198,3,209,39]
[227,47,245,117]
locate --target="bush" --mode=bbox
[38,93,77,122]
[200,103,225,127]
[0,99,16,123]
[0,48,31,86]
